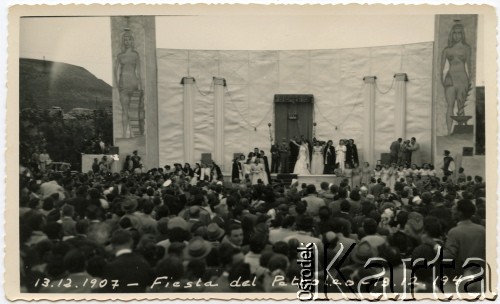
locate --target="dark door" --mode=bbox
[274,94,314,143]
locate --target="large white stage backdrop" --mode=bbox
[157,42,433,171]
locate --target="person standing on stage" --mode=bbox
[270,143,280,173]
[260,150,271,183]
[310,140,324,174]
[131,150,141,170]
[390,138,402,165]
[402,140,412,165]
[336,139,347,173]
[279,139,290,174]
[323,140,336,174]
[348,139,359,168]
[289,136,299,172]
[408,137,422,167]
[442,150,455,179]
[232,157,242,183]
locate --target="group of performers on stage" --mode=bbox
[231,137,360,184]
[270,136,359,175]
[231,148,272,185]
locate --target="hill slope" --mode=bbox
[19,58,112,110]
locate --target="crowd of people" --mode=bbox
[19,143,486,294]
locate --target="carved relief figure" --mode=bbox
[440,22,472,135]
[115,29,143,138]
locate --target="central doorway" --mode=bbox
[274,94,314,142]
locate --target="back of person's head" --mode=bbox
[272,241,289,256]
[363,218,378,235]
[249,233,267,254]
[187,259,207,279]
[331,218,351,236]
[42,197,54,211]
[456,199,476,220]
[111,229,133,247]
[156,256,184,281]
[338,188,348,199]
[423,215,442,239]
[349,189,361,201]
[168,227,190,243]
[368,210,382,224]
[44,222,62,240]
[320,182,329,191]
[295,201,307,215]
[61,204,74,217]
[282,215,295,229]
[63,249,87,273]
[75,219,89,235]
[340,199,351,213]
[167,241,186,258]
[219,243,236,267]
[330,184,339,194]
[141,199,154,215]
[267,254,289,272]
[296,215,314,232]
[381,245,402,267]
[228,262,253,286]
[318,206,331,221]
[306,184,316,195]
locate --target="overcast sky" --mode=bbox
[19,14,484,86]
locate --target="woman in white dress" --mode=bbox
[291,140,310,175]
[238,154,246,180]
[336,139,347,174]
[256,158,269,185]
[243,159,253,183]
[310,141,324,174]
[251,161,260,185]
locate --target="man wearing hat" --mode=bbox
[207,222,225,246]
[442,150,455,179]
[120,197,140,230]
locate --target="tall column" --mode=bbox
[363,76,376,167]
[181,77,195,165]
[394,73,408,139]
[213,77,226,170]
[111,16,158,169]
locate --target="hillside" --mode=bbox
[19,58,112,111]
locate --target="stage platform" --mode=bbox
[222,173,348,188]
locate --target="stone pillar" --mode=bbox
[363,76,376,167]
[111,16,158,169]
[181,77,195,165]
[213,77,226,170]
[394,73,408,139]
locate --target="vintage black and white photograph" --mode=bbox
[7,4,497,301]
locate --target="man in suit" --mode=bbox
[270,144,280,173]
[289,136,299,172]
[390,138,402,165]
[279,139,290,173]
[323,140,336,174]
[260,150,272,182]
[444,199,485,275]
[101,229,154,292]
[348,139,359,168]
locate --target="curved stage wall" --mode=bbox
[155,43,434,171]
